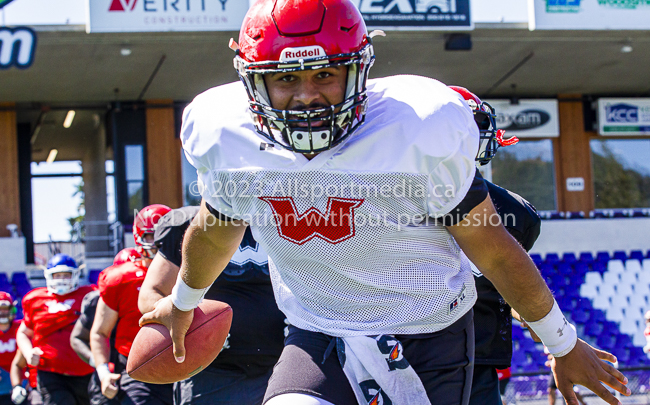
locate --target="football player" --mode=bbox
[0,291,25,404]
[449,86,540,405]
[0,291,20,373]
[16,254,95,405]
[141,1,629,404]
[138,206,286,405]
[70,249,139,405]
[90,205,173,405]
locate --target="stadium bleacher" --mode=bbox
[513,249,650,373]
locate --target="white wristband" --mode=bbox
[525,300,577,358]
[96,363,111,381]
[170,274,210,312]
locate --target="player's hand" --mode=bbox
[100,372,121,399]
[11,386,27,404]
[551,339,629,405]
[26,347,43,366]
[139,295,193,363]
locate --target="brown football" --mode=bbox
[127,300,232,384]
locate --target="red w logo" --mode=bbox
[259,196,363,245]
[109,0,138,11]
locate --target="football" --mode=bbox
[127,300,233,384]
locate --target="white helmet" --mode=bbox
[45,254,80,295]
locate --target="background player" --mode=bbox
[143,1,629,404]
[449,86,542,405]
[90,205,173,405]
[138,206,286,405]
[70,249,139,405]
[16,254,95,405]
[0,292,24,404]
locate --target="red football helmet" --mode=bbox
[113,247,143,266]
[232,0,376,154]
[133,204,171,259]
[0,291,15,324]
[449,86,518,166]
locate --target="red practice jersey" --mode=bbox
[22,286,95,376]
[98,261,148,357]
[0,320,21,373]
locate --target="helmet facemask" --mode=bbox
[234,44,375,154]
[471,101,499,166]
[45,265,80,296]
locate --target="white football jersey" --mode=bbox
[182,75,480,336]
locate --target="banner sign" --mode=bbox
[87,0,250,33]
[598,98,650,136]
[484,99,560,138]
[350,0,472,30]
[0,27,36,69]
[529,0,650,30]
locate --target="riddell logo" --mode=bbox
[109,0,138,11]
[279,46,325,62]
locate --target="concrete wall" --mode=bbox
[530,218,650,256]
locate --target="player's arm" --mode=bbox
[70,317,94,366]
[447,195,629,405]
[10,349,26,387]
[9,350,28,405]
[138,253,180,314]
[15,323,42,367]
[89,298,121,399]
[140,199,246,362]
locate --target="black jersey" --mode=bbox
[473,181,541,367]
[154,206,286,377]
[79,290,120,367]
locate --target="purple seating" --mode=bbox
[558,263,573,276]
[592,261,607,274]
[11,272,28,285]
[88,270,101,285]
[562,253,577,264]
[545,253,560,266]
[596,251,611,262]
[630,250,644,261]
[571,309,589,324]
[613,251,627,262]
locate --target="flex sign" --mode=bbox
[598,98,650,136]
[529,0,650,30]
[350,0,472,30]
[484,99,560,138]
[87,0,249,32]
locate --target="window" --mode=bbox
[30,161,83,243]
[490,140,556,211]
[124,145,145,213]
[590,139,650,209]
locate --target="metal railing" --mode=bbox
[504,368,650,404]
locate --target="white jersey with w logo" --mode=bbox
[182,75,480,336]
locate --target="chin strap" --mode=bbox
[496,129,519,147]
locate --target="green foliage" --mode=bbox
[592,144,650,209]
[491,150,556,211]
[67,180,85,241]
